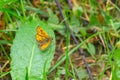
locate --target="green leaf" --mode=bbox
[90,14,99,26]
[73,6,83,17]
[0,0,17,9]
[75,68,87,80]
[70,15,80,33]
[87,43,95,58]
[79,28,87,36]
[10,20,55,80]
[113,22,120,30]
[47,8,59,24]
[89,0,97,8]
[112,49,120,80]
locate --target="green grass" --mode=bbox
[0,0,120,80]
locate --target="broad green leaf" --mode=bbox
[10,19,55,80]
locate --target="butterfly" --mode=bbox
[36,26,52,50]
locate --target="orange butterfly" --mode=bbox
[36,26,52,50]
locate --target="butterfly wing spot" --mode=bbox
[38,37,52,50]
[36,26,52,50]
[36,27,49,37]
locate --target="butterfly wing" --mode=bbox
[38,37,52,50]
[36,27,49,37]
[36,26,52,50]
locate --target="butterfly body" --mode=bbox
[36,26,52,50]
